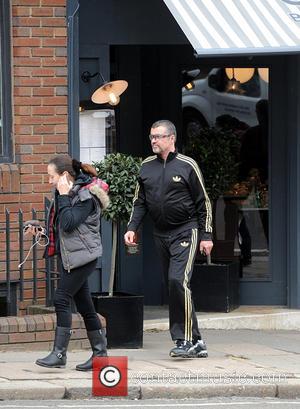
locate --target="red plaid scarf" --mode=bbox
[82,177,109,192]
[47,206,56,257]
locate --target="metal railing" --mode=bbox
[0,198,58,316]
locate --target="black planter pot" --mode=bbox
[92,292,144,348]
[190,260,240,313]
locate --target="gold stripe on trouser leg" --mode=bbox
[184,229,197,341]
[189,229,198,340]
[183,228,198,341]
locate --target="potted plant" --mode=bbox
[185,126,241,256]
[185,126,241,312]
[92,153,143,348]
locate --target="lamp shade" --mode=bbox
[258,68,269,83]
[225,68,255,84]
[92,80,128,105]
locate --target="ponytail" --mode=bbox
[72,158,82,175]
[72,158,97,177]
[80,163,97,177]
[49,154,98,178]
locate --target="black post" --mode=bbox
[44,198,51,306]
[67,0,80,159]
[32,208,37,303]
[5,209,11,315]
[18,209,24,302]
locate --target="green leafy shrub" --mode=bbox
[93,153,142,222]
[93,153,142,295]
[185,127,240,201]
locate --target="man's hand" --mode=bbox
[124,231,137,246]
[200,240,213,256]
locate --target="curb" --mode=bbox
[144,311,300,332]
[1,380,300,401]
[140,384,277,399]
[0,380,65,400]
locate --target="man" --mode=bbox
[239,99,269,264]
[124,119,213,358]
[239,99,268,185]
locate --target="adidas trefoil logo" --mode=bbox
[173,176,181,182]
[180,241,189,247]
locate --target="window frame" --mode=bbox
[0,0,12,163]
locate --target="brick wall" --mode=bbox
[0,313,106,351]
[12,0,68,205]
[0,0,68,311]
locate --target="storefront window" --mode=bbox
[79,109,115,163]
[183,67,269,281]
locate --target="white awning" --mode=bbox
[163,0,300,55]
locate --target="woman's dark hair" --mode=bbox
[48,154,97,178]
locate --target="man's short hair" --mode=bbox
[151,119,177,141]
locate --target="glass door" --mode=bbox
[182,66,278,304]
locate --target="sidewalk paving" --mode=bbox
[1,306,300,401]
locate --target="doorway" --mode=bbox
[72,0,288,305]
[181,60,286,305]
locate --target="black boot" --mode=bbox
[76,328,107,371]
[36,326,72,368]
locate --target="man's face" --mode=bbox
[47,164,60,188]
[150,126,175,155]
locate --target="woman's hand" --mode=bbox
[57,174,73,195]
[24,222,45,237]
[24,225,39,236]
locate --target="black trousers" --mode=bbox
[154,227,201,342]
[54,257,102,331]
[239,214,252,261]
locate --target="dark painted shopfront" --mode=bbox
[67,0,300,308]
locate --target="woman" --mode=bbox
[28,154,109,371]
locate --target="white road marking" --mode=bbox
[2,400,300,408]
